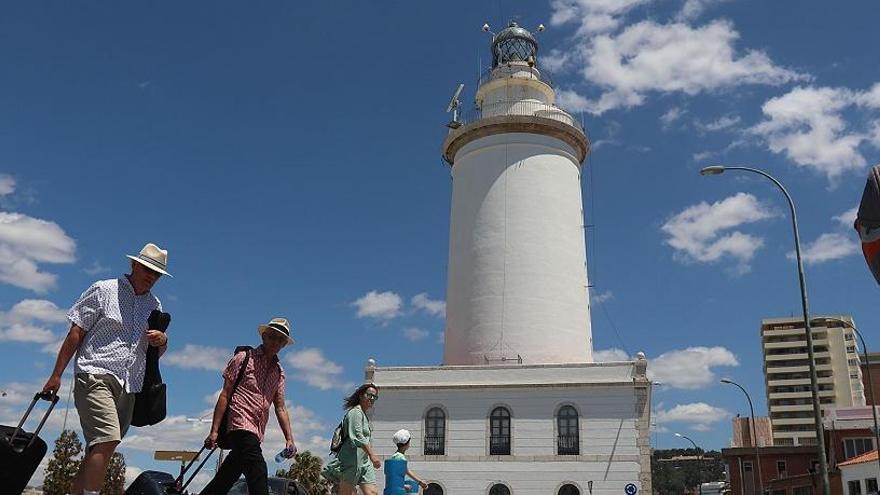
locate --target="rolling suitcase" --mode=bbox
[0,391,59,494]
[125,444,217,495]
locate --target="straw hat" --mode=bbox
[127,243,172,277]
[258,317,294,345]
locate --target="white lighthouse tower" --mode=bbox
[368,22,652,495]
[442,21,592,366]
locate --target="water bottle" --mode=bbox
[275,447,294,464]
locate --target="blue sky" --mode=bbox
[1,0,879,487]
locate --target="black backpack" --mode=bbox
[329,414,348,455]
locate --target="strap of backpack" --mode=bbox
[229,348,251,398]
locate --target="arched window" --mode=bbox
[425,407,446,455]
[425,483,444,495]
[489,407,511,455]
[489,484,511,495]
[558,484,580,495]
[557,405,579,455]
[556,406,580,455]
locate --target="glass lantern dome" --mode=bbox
[491,21,538,67]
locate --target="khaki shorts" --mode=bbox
[74,373,135,449]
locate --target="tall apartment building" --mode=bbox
[762,315,866,446]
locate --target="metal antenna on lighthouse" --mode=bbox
[446,83,464,129]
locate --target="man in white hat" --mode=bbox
[42,242,171,495]
[201,317,297,495]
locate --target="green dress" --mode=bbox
[322,406,376,486]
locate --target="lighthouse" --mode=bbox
[368,22,651,495]
[442,21,592,366]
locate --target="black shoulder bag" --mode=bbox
[131,309,171,427]
[216,346,252,449]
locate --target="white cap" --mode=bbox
[393,429,411,445]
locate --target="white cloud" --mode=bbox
[0,212,76,293]
[411,293,446,317]
[550,0,651,35]
[164,344,231,372]
[402,327,430,342]
[660,107,686,128]
[833,206,859,228]
[696,115,741,133]
[661,193,775,272]
[558,20,807,114]
[0,323,55,343]
[0,299,67,343]
[655,402,730,431]
[83,260,112,276]
[285,347,353,391]
[789,233,860,265]
[590,289,614,304]
[676,0,730,21]
[352,290,402,320]
[650,346,739,389]
[593,348,629,362]
[0,174,15,196]
[750,86,877,180]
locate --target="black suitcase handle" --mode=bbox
[167,444,217,493]
[8,392,59,452]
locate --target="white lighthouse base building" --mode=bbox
[367,356,652,495]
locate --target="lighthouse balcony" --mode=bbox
[464,99,585,132]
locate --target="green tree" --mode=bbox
[43,429,82,495]
[280,450,332,495]
[102,452,126,495]
[652,448,725,495]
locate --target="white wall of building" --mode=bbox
[368,362,650,495]
[841,460,880,494]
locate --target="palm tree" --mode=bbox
[281,450,331,495]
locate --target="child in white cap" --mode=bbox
[390,429,428,492]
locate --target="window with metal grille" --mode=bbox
[489,407,511,455]
[557,405,579,455]
[424,407,445,455]
[777,460,787,477]
[489,484,511,495]
[558,484,580,495]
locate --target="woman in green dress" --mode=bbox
[323,383,382,495]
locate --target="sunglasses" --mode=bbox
[264,332,289,343]
[365,393,379,401]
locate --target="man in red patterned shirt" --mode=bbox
[202,317,297,495]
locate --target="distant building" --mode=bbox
[731,416,774,448]
[762,315,866,446]
[860,352,880,405]
[838,450,880,495]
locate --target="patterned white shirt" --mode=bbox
[69,276,162,393]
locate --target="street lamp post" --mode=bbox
[813,317,880,475]
[701,165,831,495]
[721,378,764,495]
[675,432,704,495]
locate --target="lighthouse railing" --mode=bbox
[459,100,586,135]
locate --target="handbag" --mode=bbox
[131,310,171,427]
[216,346,252,449]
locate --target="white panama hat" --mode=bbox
[126,243,172,277]
[258,317,294,345]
